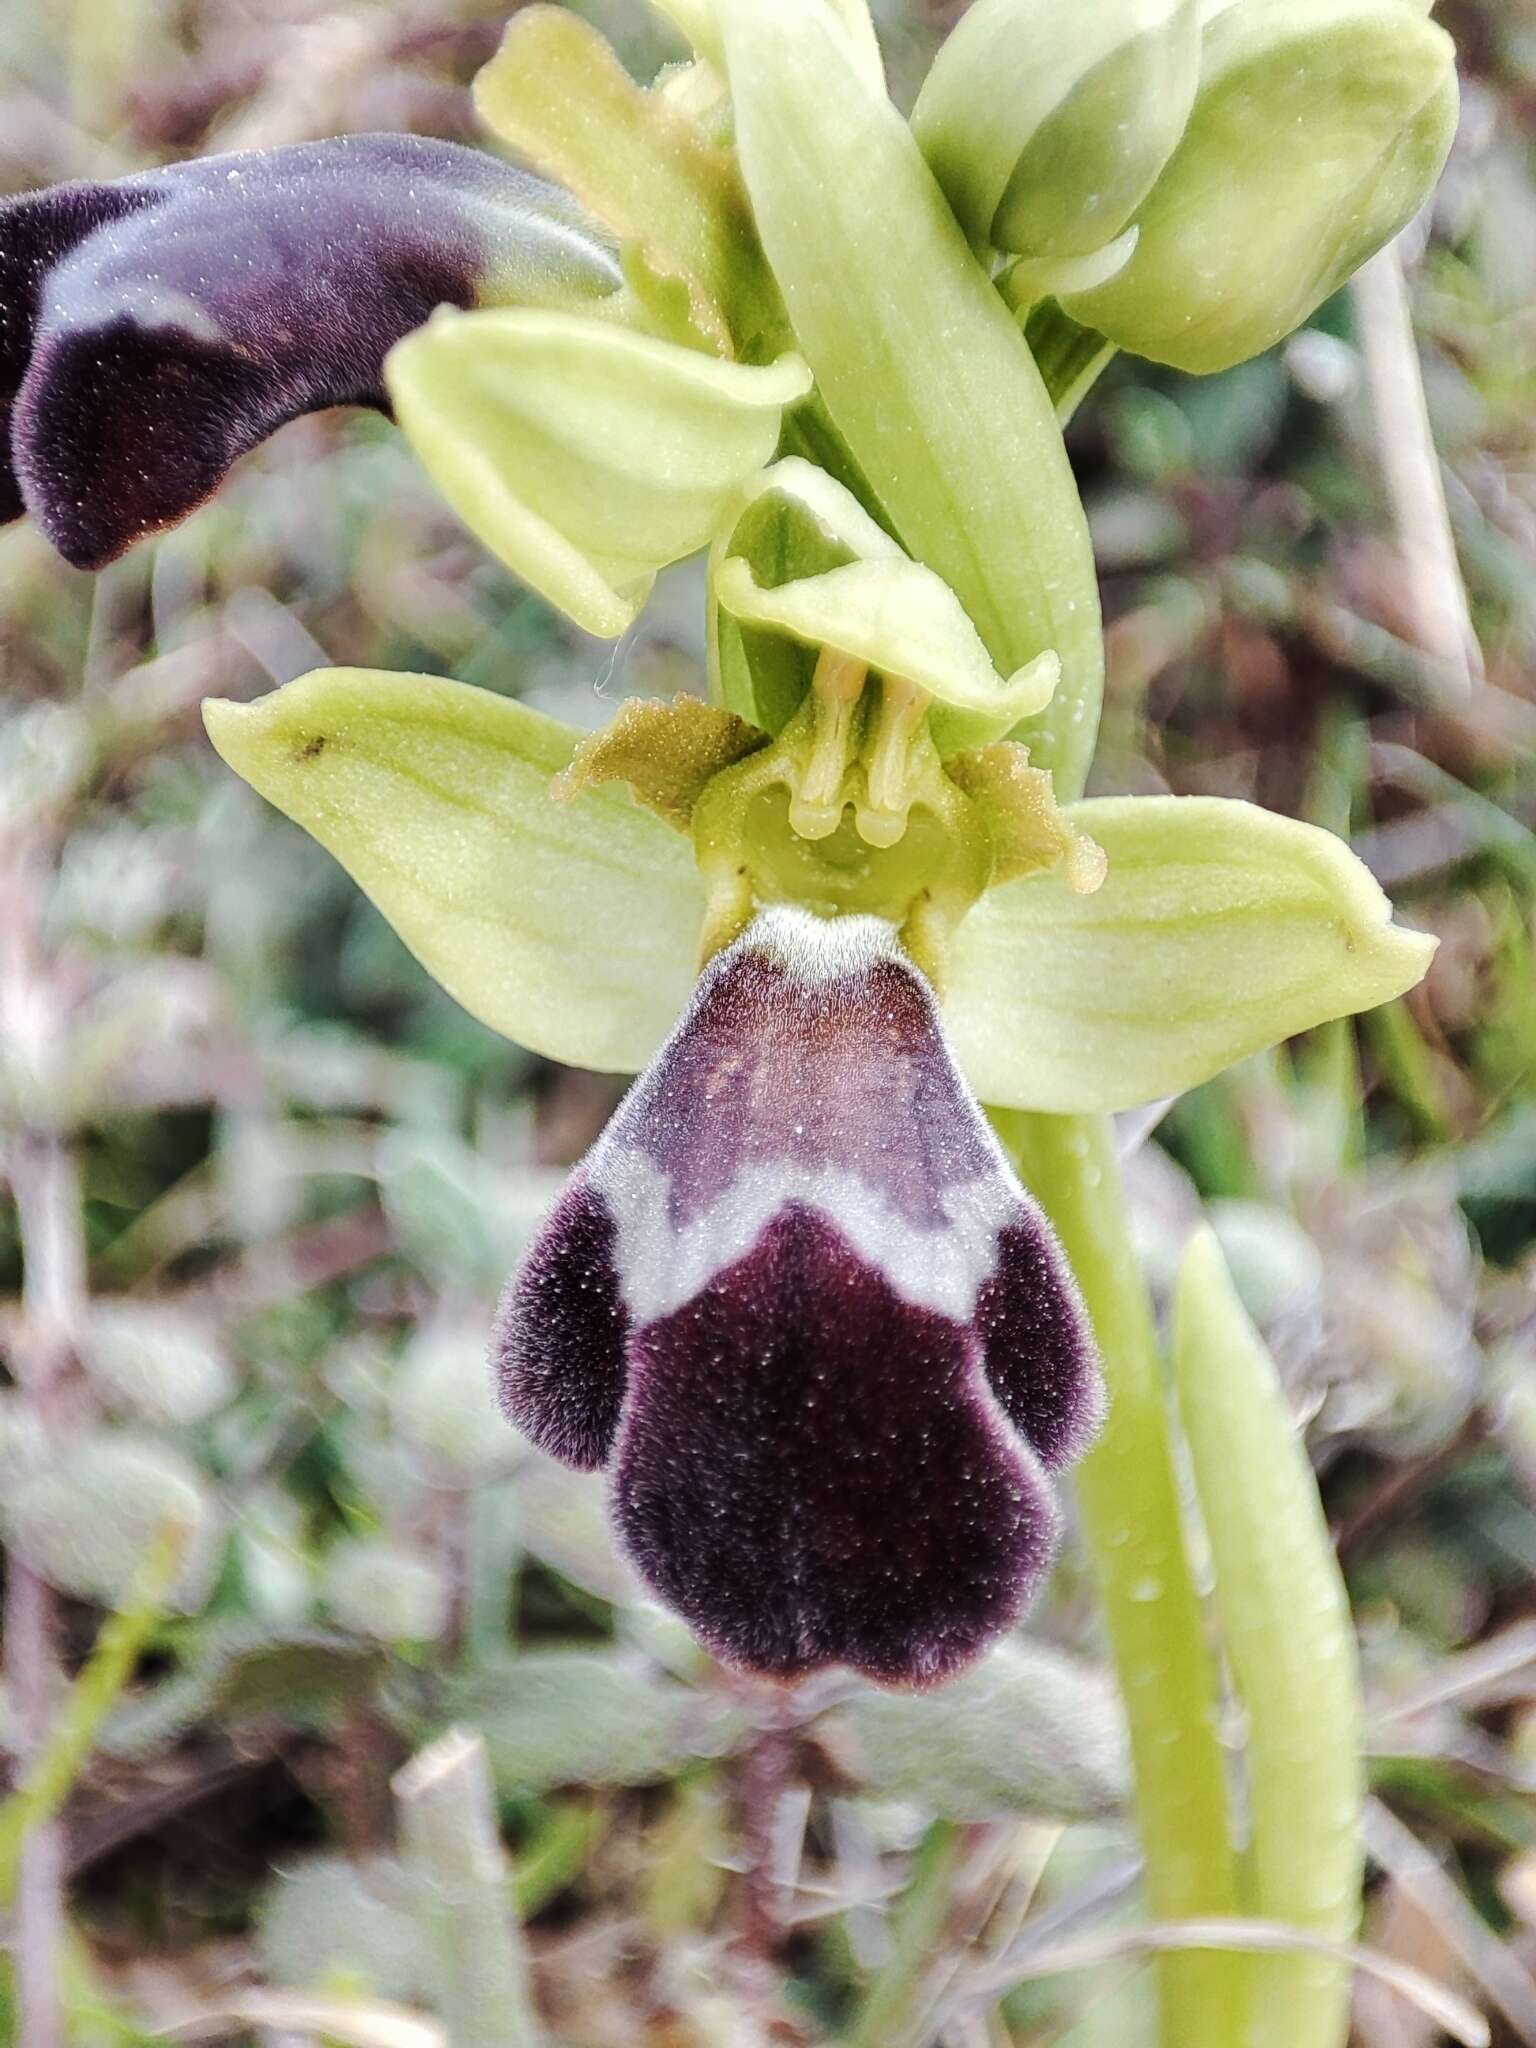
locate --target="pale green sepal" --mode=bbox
[386,309,810,638]
[649,0,724,64]
[913,0,1199,260]
[718,0,1103,796]
[714,556,1059,750]
[1175,1230,1362,2048]
[1064,0,1459,373]
[650,0,885,90]
[945,795,1436,1112]
[203,671,703,1074]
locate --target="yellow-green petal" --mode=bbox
[203,670,703,1072]
[387,309,811,638]
[719,0,1103,793]
[945,795,1435,1111]
[1175,1230,1362,2048]
[474,5,757,357]
[714,555,1059,748]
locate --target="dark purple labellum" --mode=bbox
[0,133,619,568]
[495,907,1104,1688]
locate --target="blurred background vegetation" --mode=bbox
[0,0,1534,2042]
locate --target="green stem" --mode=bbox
[845,1820,961,2048]
[0,1523,185,1910]
[995,1110,1249,2048]
[1024,301,1119,431]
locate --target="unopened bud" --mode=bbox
[1061,0,1459,372]
[914,0,1201,265]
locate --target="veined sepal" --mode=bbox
[716,0,1103,795]
[201,672,1433,1120]
[385,311,810,637]
[201,668,705,1074]
[648,0,886,94]
[945,793,1436,1111]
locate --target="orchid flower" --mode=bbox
[3,0,1448,1731]
[198,637,1429,1682]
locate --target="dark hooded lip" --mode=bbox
[493,907,1104,1687]
[0,133,620,569]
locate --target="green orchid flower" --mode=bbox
[203,661,1430,1118]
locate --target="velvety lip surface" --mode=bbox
[494,906,1103,1686]
[0,134,619,567]
[613,1201,1061,1686]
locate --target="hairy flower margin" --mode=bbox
[2,0,1453,1684]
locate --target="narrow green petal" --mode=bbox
[708,457,908,736]
[1175,1230,1362,2048]
[387,309,810,637]
[203,670,703,1072]
[714,555,1058,743]
[719,0,1103,794]
[474,4,755,355]
[945,795,1435,1111]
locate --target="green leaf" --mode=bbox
[945,795,1435,1111]
[1063,0,1459,373]
[258,1857,433,2006]
[1174,1230,1362,2048]
[834,1639,1128,1821]
[719,0,1102,793]
[386,309,810,637]
[203,669,703,1074]
[3,1431,221,1614]
[437,1652,736,1792]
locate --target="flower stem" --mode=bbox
[995,1109,1249,2048]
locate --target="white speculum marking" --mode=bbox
[595,1143,1023,1329]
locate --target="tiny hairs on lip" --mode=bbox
[494,904,1103,1687]
[0,134,618,569]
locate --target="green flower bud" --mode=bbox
[914,0,1201,263]
[1061,0,1459,373]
